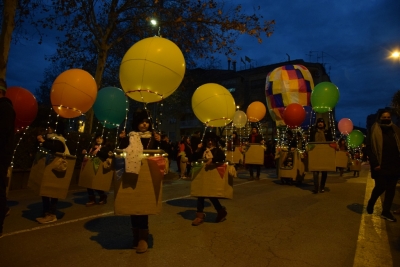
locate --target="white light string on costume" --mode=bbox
[200,123,209,143]
[328,111,336,139]
[256,121,264,141]
[10,126,30,168]
[66,119,75,155]
[75,133,81,156]
[85,121,103,153]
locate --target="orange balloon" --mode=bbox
[51,69,98,118]
[246,101,266,122]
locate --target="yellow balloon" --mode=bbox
[192,83,236,127]
[247,101,266,122]
[51,69,98,118]
[119,37,186,103]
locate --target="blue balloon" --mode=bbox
[93,87,127,128]
[300,106,313,130]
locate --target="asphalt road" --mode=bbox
[1,164,399,267]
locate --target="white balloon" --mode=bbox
[233,110,247,128]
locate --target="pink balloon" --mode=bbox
[338,118,353,135]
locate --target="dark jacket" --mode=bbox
[88,143,112,161]
[40,135,67,154]
[0,97,15,166]
[160,140,173,158]
[183,143,193,162]
[248,133,263,144]
[366,123,400,178]
[193,146,226,163]
[190,135,201,153]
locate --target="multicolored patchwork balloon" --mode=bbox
[265,65,314,126]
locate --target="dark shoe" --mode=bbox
[312,190,318,194]
[136,229,149,253]
[86,195,96,207]
[215,207,227,223]
[255,176,260,180]
[319,188,325,193]
[381,212,397,222]
[192,212,206,226]
[366,205,374,214]
[247,176,254,181]
[393,209,400,215]
[98,194,107,205]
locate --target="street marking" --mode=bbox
[353,172,392,267]
[2,178,254,237]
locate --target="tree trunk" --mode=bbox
[0,0,18,81]
[84,45,108,134]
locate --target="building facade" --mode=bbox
[160,59,332,142]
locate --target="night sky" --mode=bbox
[6,0,400,128]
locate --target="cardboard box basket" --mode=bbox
[191,161,233,199]
[307,142,336,172]
[28,151,77,199]
[245,144,264,165]
[336,151,350,168]
[349,160,361,171]
[278,150,306,182]
[113,149,166,215]
[226,146,243,164]
[78,156,113,191]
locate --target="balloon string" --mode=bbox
[200,124,208,143]
[11,126,29,168]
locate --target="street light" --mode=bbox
[389,50,400,61]
[150,18,161,36]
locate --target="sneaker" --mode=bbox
[381,212,397,222]
[319,189,325,193]
[36,214,57,224]
[215,207,227,223]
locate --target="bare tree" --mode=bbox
[37,0,274,132]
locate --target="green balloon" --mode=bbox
[311,82,340,113]
[346,130,364,148]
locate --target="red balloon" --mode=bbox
[6,86,38,131]
[283,103,306,128]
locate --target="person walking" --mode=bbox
[35,122,70,224]
[337,138,348,177]
[191,135,228,226]
[247,127,263,180]
[81,134,111,206]
[118,109,161,253]
[366,109,400,222]
[0,80,15,238]
[309,118,334,193]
